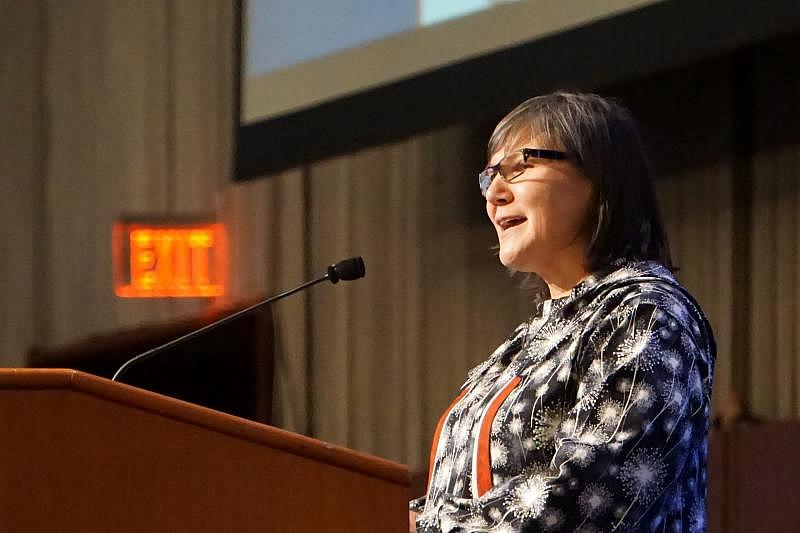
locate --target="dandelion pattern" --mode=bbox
[530,405,563,449]
[578,483,613,519]
[617,448,668,505]
[596,399,624,429]
[508,477,550,519]
[411,261,715,532]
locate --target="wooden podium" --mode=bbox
[0,369,409,532]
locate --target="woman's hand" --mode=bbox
[408,510,419,532]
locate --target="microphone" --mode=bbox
[326,256,365,283]
[111,257,366,383]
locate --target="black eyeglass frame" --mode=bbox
[478,148,569,197]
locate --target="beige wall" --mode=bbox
[2,1,800,472]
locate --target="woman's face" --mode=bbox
[485,139,594,274]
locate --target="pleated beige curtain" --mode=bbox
[7,0,800,476]
[0,0,42,367]
[226,113,742,470]
[631,54,800,420]
[225,86,744,469]
[642,71,736,422]
[220,56,800,468]
[648,53,800,421]
[0,0,233,362]
[225,127,533,468]
[748,53,800,419]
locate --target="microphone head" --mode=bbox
[326,257,366,284]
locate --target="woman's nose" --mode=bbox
[485,176,512,205]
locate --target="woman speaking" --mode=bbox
[410,92,715,532]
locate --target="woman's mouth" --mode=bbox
[497,216,527,230]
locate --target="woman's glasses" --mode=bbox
[478,148,568,197]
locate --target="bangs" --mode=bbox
[487,101,563,160]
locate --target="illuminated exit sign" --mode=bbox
[113,221,227,298]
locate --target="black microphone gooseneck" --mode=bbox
[111,256,366,383]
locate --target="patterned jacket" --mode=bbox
[411,260,716,532]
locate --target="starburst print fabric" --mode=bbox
[411,261,715,532]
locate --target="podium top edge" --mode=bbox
[0,368,410,486]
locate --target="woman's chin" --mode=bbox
[498,248,534,272]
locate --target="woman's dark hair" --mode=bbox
[488,91,673,274]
